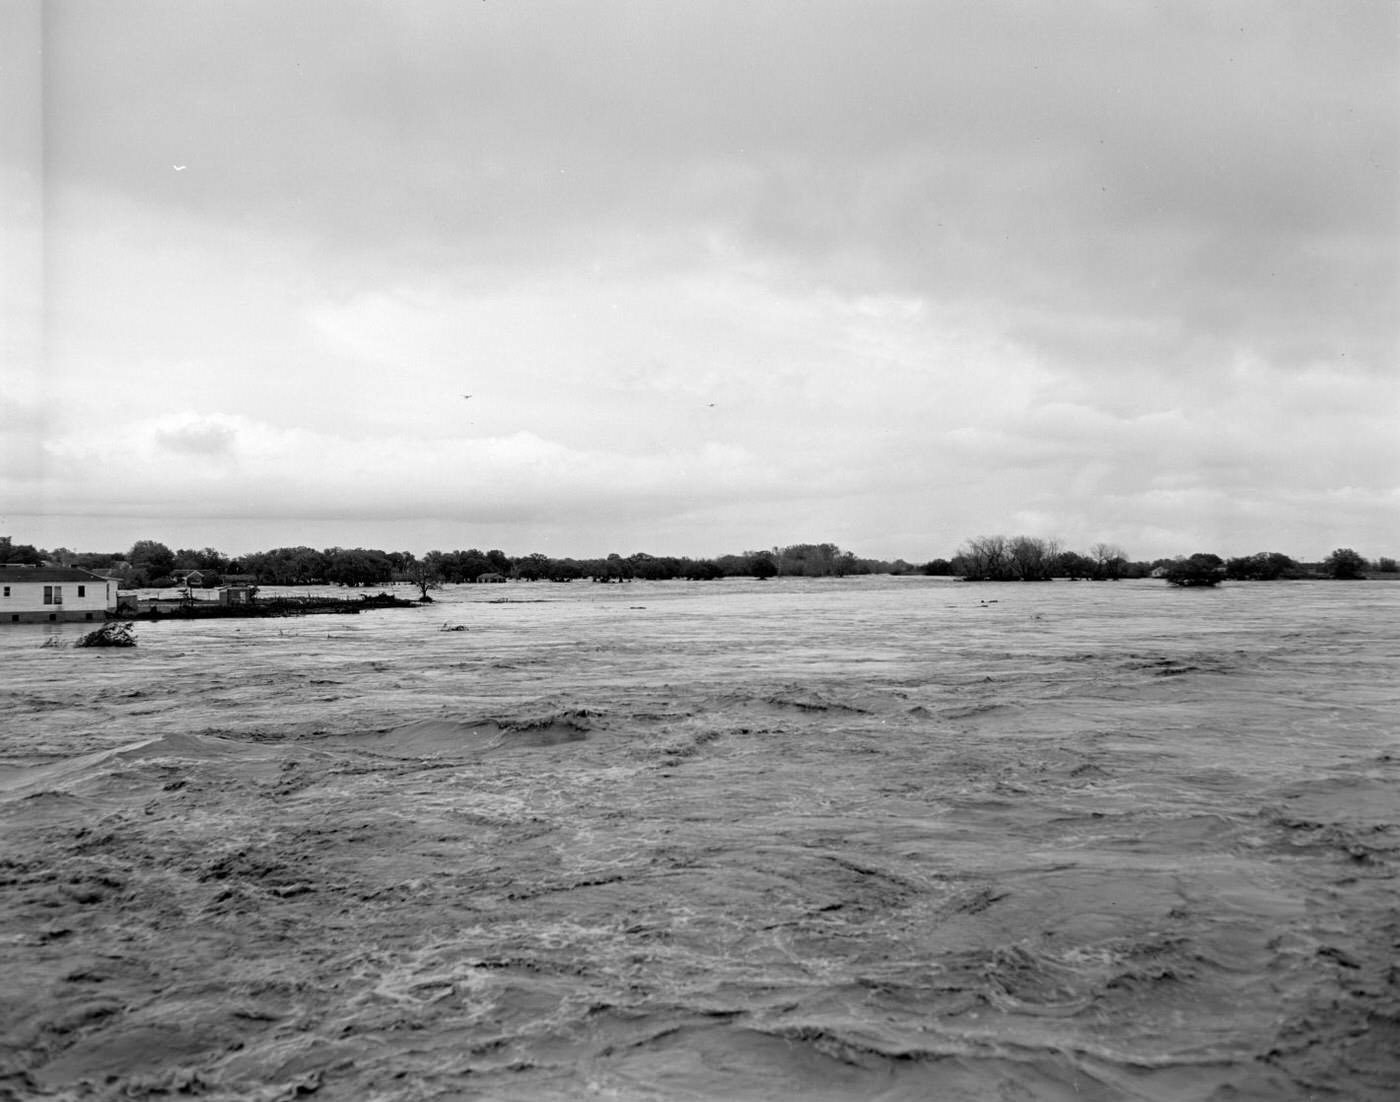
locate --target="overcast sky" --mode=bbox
[3,1,1396,561]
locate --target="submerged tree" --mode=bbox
[957,535,1010,581]
[1324,548,1368,580]
[956,535,1063,581]
[1007,536,1060,581]
[1163,554,1226,587]
[1089,543,1129,580]
[1225,551,1301,581]
[405,558,443,601]
[323,548,394,587]
[749,551,778,580]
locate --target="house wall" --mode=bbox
[1,579,118,623]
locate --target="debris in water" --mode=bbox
[74,622,137,648]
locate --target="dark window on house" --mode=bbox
[85,612,94,620]
[2,586,8,596]
[78,585,86,597]
[48,613,56,621]
[43,586,52,604]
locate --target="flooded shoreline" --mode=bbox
[2,578,1397,1099]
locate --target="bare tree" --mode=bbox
[405,557,443,601]
[1007,536,1062,581]
[959,535,1010,580]
[1090,542,1128,580]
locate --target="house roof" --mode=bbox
[0,565,111,583]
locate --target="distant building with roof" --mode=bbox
[0,566,119,623]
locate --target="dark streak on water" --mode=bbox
[1,577,1397,1100]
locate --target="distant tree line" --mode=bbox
[4,535,1392,589]
[921,537,1391,585]
[4,537,916,589]
[1152,547,1380,586]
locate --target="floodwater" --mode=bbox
[2,577,1396,1101]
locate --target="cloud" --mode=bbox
[8,2,1396,559]
[39,4,1399,380]
[0,395,47,492]
[155,415,238,458]
[37,410,787,530]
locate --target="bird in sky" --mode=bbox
[462,394,473,399]
[173,164,187,171]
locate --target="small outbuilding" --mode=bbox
[0,566,120,623]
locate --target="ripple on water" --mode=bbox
[1,578,1396,1099]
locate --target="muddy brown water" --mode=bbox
[2,577,1396,1100]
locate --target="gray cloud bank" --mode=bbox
[48,2,1395,355]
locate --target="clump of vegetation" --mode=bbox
[1224,551,1302,580]
[75,622,137,647]
[936,535,1135,581]
[950,535,1060,581]
[1324,548,1368,580]
[1163,554,1227,587]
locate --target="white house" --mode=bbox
[0,566,120,624]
